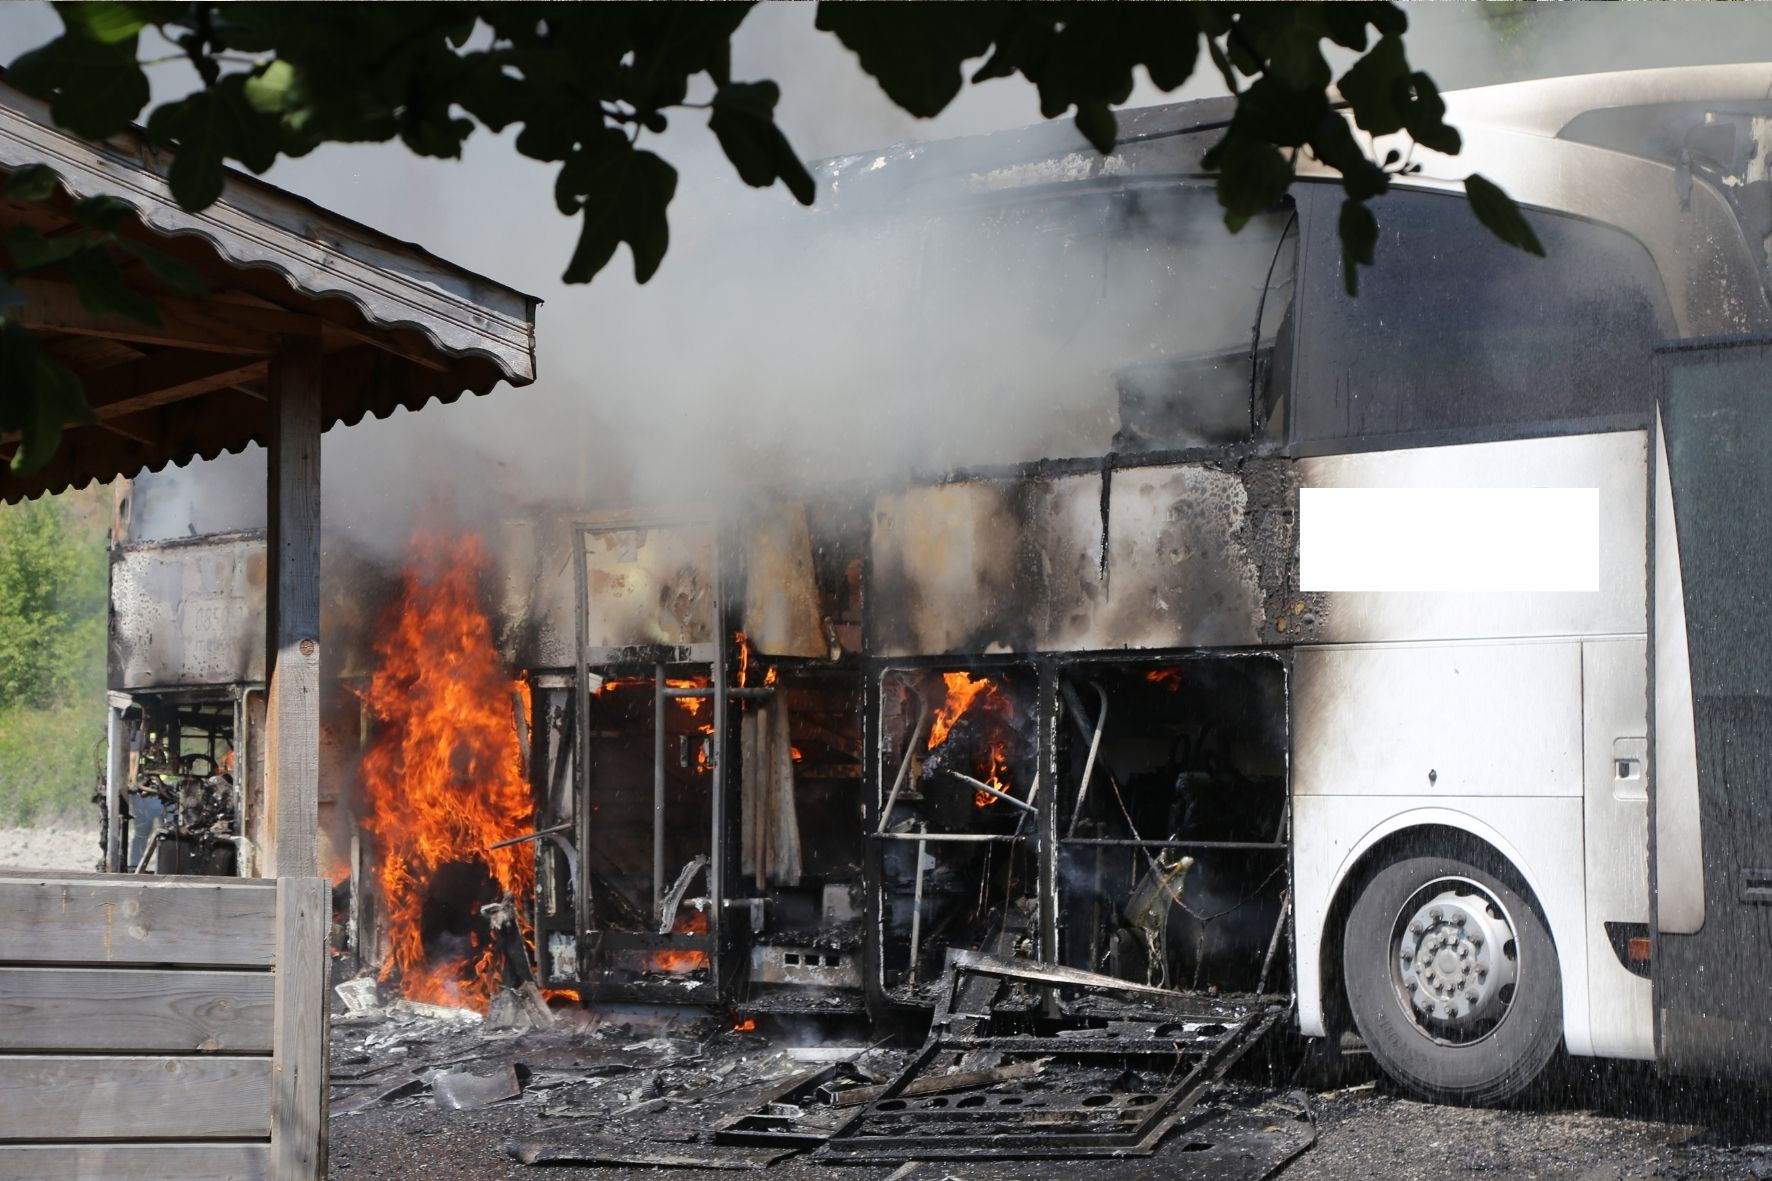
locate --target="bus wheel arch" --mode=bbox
[1322,825,1563,1105]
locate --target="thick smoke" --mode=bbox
[38,4,1772,551]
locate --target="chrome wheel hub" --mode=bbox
[1394,883,1519,1039]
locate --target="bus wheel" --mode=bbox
[1342,850,1561,1105]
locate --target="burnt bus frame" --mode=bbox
[860,647,1293,1016]
[568,516,727,1005]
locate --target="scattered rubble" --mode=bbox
[328,955,1313,1178]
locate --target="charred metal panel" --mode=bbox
[110,533,267,689]
[870,461,1302,658]
[742,503,827,659]
[869,481,1064,656]
[492,516,580,671]
[580,523,717,658]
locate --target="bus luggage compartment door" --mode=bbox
[1654,339,1772,1078]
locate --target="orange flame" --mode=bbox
[648,909,710,973]
[666,677,705,717]
[732,1017,757,1032]
[359,533,535,1013]
[928,672,1000,750]
[1145,667,1184,691]
[925,672,1015,807]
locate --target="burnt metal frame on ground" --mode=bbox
[818,953,1285,1160]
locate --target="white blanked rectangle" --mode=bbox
[1299,486,1599,592]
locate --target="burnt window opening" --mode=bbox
[828,182,1304,466]
[104,695,242,878]
[1291,187,1675,448]
[876,666,1040,999]
[737,662,869,1003]
[581,668,715,980]
[1057,657,1289,996]
[1114,203,1299,453]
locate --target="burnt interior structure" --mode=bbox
[102,97,1318,1026]
[504,484,1297,1022]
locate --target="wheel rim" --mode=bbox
[1388,876,1521,1046]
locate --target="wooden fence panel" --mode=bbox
[0,1056,273,1138]
[0,966,274,1053]
[0,871,327,1180]
[0,873,278,966]
[0,1142,272,1181]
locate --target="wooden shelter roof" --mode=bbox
[0,81,538,503]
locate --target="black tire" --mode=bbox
[1341,849,1561,1105]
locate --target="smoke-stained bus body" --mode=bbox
[105,65,1772,1103]
[777,64,1769,1100]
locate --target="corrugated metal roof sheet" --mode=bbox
[0,81,539,503]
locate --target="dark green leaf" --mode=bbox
[1263,26,1331,93]
[14,352,92,474]
[146,84,283,209]
[2,165,61,203]
[65,248,161,325]
[8,35,150,140]
[1399,71,1458,155]
[1336,34,1407,136]
[1073,102,1117,155]
[1338,197,1378,296]
[70,194,136,231]
[243,60,297,114]
[0,319,39,429]
[815,3,1000,118]
[561,143,679,285]
[1204,132,1293,232]
[116,238,208,298]
[1464,173,1544,256]
[58,1,150,45]
[4,225,91,271]
[0,316,90,473]
[708,81,814,205]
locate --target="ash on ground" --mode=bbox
[327,991,1772,1181]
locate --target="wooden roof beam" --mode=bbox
[14,278,317,355]
[0,352,269,447]
[82,352,270,419]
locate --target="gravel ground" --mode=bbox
[0,821,100,872]
[325,1007,1772,1181]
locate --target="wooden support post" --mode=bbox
[263,340,322,880]
[271,876,329,1180]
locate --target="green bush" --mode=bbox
[0,491,109,826]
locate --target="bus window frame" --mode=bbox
[1278,181,1673,460]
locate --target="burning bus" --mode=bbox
[103,64,1772,1102]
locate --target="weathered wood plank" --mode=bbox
[263,340,322,879]
[0,877,276,967]
[0,1056,271,1139]
[0,966,273,1053]
[271,876,329,1181]
[0,867,277,883]
[0,1142,270,1181]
